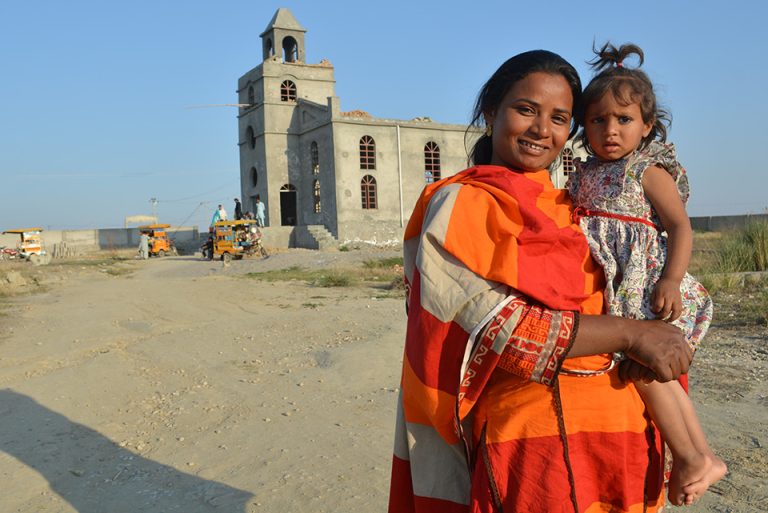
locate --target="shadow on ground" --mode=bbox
[0,389,252,512]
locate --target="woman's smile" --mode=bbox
[519,139,549,153]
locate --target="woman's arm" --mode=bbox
[457,287,691,386]
[568,314,691,382]
[642,165,693,321]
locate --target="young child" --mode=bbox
[568,42,727,506]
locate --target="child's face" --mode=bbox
[584,91,653,161]
[484,72,573,172]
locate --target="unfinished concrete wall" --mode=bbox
[330,119,477,243]
[690,214,768,232]
[0,227,200,256]
[241,226,331,249]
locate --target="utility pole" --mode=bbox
[150,197,158,223]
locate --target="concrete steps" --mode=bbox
[305,225,337,250]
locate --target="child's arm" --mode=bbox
[642,165,693,322]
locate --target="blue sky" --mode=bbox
[1,0,766,231]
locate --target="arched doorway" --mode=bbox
[280,184,297,226]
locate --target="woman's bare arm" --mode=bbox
[568,314,691,382]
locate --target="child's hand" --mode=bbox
[651,277,683,322]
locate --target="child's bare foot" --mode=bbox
[668,452,727,506]
[681,455,728,505]
[667,451,704,506]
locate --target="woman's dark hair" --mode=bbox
[576,42,671,154]
[467,50,582,166]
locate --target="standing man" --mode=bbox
[255,195,266,227]
[138,232,149,260]
[234,198,243,220]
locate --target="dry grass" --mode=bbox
[245,257,405,294]
[692,228,768,326]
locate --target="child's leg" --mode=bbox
[635,380,727,506]
[665,381,728,501]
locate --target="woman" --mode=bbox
[388,50,691,513]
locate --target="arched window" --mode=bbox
[266,38,274,56]
[280,80,297,102]
[361,175,377,209]
[562,148,575,174]
[313,179,321,213]
[282,36,299,62]
[245,126,255,149]
[251,167,258,187]
[247,86,255,106]
[359,136,375,170]
[424,141,441,183]
[311,141,320,174]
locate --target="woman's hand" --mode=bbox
[618,360,657,383]
[651,277,684,322]
[623,319,691,382]
[570,315,691,382]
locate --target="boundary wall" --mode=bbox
[690,214,768,232]
[1,226,326,254]
[0,227,199,255]
[3,214,765,254]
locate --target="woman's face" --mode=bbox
[484,72,573,171]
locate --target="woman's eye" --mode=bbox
[516,106,535,115]
[552,115,568,125]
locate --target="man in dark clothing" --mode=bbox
[234,198,243,220]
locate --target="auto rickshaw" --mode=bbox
[208,219,267,262]
[2,228,48,264]
[137,224,177,257]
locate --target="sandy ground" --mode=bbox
[0,250,765,513]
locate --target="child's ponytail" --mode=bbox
[589,42,644,72]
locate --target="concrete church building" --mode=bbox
[237,8,578,246]
[237,8,481,245]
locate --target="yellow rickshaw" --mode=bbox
[208,219,267,262]
[2,228,47,264]
[138,224,177,257]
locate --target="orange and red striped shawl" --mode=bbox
[404,165,604,312]
[390,165,663,513]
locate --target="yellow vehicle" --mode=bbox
[208,219,268,262]
[138,224,177,257]
[2,228,48,264]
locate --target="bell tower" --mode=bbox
[238,8,336,229]
[260,8,306,63]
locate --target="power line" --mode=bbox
[158,184,233,203]
[171,202,210,235]
[184,104,252,109]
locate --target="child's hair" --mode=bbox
[576,42,671,154]
[468,50,582,166]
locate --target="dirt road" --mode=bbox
[0,252,765,512]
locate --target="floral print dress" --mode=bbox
[568,141,712,349]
